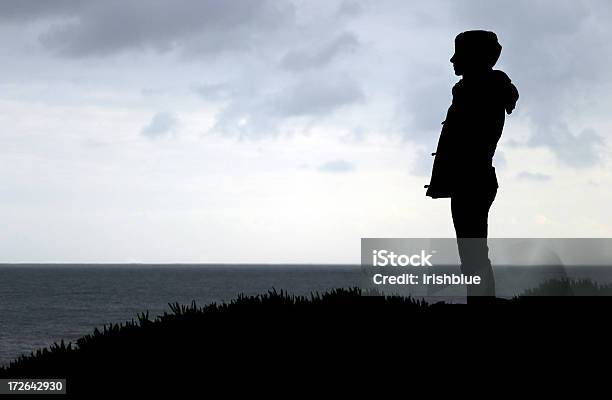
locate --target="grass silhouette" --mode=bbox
[1,281,610,396]
[520,278,612,296]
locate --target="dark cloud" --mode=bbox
[517,171,552,182]
[318,160,355,173]
[0,1,81,21]
[13,0,295,58]
[280,31,359,71]
[141,112,179,138]
[4,0,610,168]
[336,1,363,18]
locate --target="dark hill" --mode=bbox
[1,282,610,397]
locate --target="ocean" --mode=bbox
[0,264,360,365]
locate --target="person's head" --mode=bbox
[450,30,502,76]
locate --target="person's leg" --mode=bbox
[451,188,497,298]
[451,188,495,237]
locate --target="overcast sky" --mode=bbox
[1,0,611,263]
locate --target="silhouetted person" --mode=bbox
[426,30,519,300]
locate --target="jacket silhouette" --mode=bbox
[426,33,519,199]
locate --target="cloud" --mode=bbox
[336,1,363,18]
[400,79,450,147]
[527,125,604,168]
[14,0,296,58]
[4,0,612,262]
[4,0,612,161]
[211,74,365,137]
[192,83,234,101]
[0,1,81,22]
[517,171,552,182]
[268,76,364,117]
[141,112,179,138]
[318,159,355,173]
[280,31,359,71]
